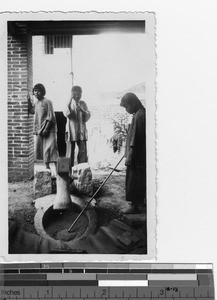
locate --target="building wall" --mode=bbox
[7,30,146,181]
[8,29,34,182]
[87,104,130,170]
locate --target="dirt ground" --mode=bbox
[8,180,38,234]
[8,169,128,236]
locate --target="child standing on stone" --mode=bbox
[28,83,59,170]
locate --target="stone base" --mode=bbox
[71,163,93,195]
[34,170,52,198]
[34,194,97,252]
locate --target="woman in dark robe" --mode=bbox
[28,83,58,169]
[120,92,146,214]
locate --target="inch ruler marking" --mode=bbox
[0,286,214,299]
[0,264,215,300]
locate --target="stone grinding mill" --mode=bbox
[34,157,97,249]
[34,155,124,251]
[53,155,125,232]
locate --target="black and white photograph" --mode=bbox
[1,0,217,286]
[1,11,156,261]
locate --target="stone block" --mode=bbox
[71,163,93,195]
[34,170,52,198]
[57,157,70,174]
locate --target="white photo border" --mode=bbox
[0,11,156,262]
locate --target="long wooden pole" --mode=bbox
[69,36,74,87]
[67,155,125,232]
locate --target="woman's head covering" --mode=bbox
[33,83,46,96]
[72,85,82,94]
[120,92,142,109]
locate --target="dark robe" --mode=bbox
[125,107,146,206]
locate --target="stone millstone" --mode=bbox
[71,163,93,195]
[34,170,52,199]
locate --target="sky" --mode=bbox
[33,32,155,111]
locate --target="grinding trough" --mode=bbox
[34,194,97,251]
[33,157,126,253]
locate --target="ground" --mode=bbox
[8,180,38,235]
[8,167,147,254]
[8,169,127,235]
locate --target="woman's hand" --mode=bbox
[125,156,132,166]
[39,130,49,137]
[27,92,35,114]
[76,103,85,113]
[125,148,134,166]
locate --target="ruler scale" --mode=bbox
[0,263,215,299]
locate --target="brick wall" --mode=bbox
[8,30,34,182]
[7,25,146,180]
[89,104,129,126]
